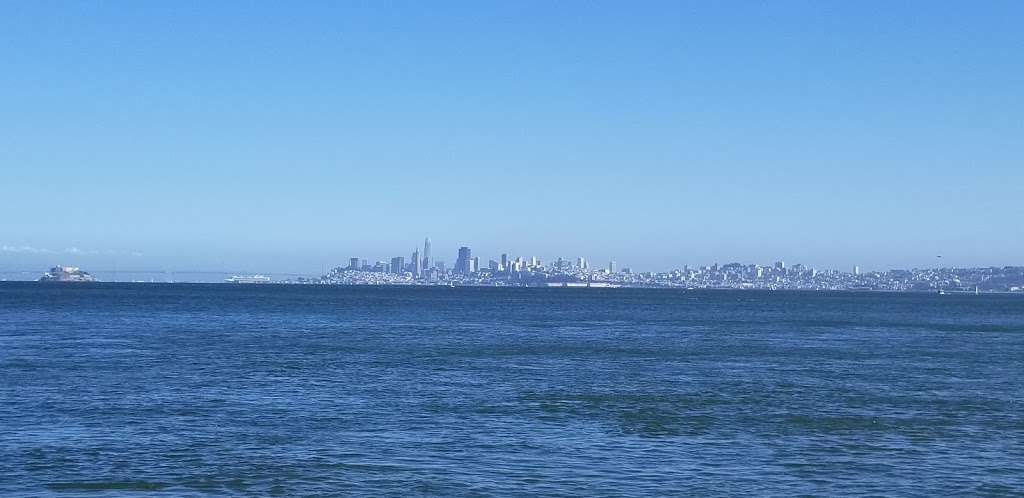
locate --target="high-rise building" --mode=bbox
[412,248,421,277]
[853,266,860,275]
[471,257,480,274]
[500,253,509,272]
[577,257,588,270]
[423,237,432,271]
[609,260,617,273]
[391,256,405,275]
[349,258,360,270]
[488,260,500,271]
[456,247,472,275]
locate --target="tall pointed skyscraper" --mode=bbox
[423,237,432,270]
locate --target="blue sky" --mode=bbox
[1,1,1021,274]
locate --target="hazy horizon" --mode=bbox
[0,239,1015,277]
[3,2,1021,274]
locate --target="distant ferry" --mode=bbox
[225,275,272,284]
[544,282,620,288]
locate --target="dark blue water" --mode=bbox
[1,284,1022,496]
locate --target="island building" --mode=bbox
[38,266,96,282]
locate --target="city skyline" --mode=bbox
[8,252,1021,293]
[0,235,1016,277]
[333,239,1009,276]
[320,248,1024,293]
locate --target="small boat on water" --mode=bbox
[225,275,271,284]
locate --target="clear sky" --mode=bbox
[2,1,1021,274]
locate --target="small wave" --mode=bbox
[46,481,169,491]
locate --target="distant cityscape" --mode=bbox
[301,237,1024,293]
[5,236,1022,292]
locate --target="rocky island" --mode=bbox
[38,266,96,282]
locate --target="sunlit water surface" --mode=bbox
[1,284,1022,496]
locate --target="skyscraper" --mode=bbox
[500,253,509,272]
[412,248,421,277]
[577,257,588,270]
[609,260,617,273]
[456,246,472,275]
[391,256,405,275]
[423,237,432,270]
[349,257,360,270]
